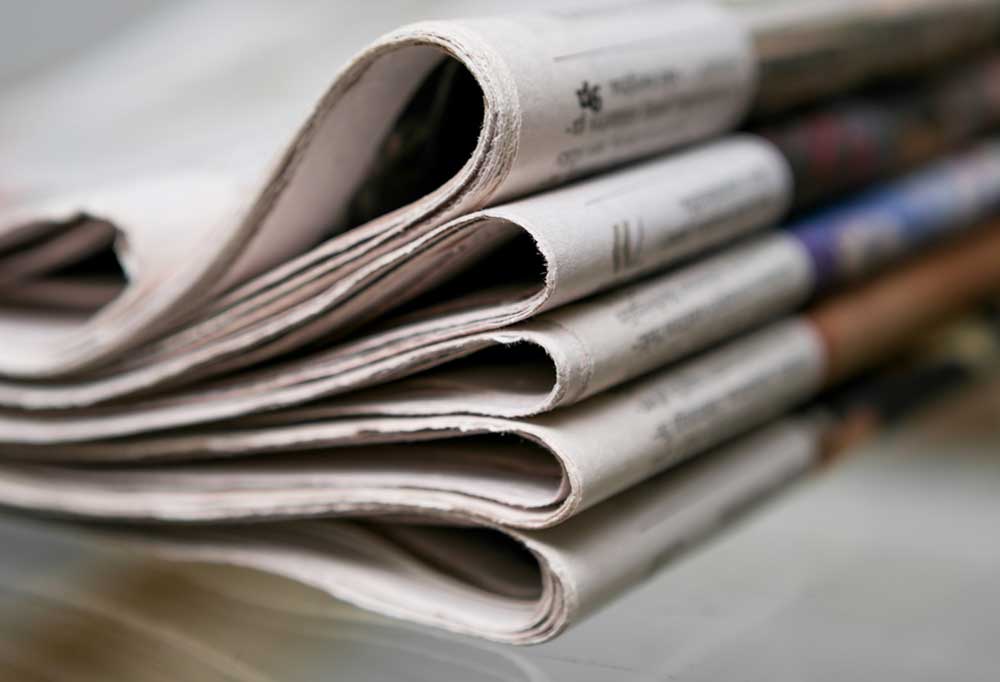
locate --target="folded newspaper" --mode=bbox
[3,0,1000,646]
[4,48,1000,420]
[18,298,1000,644]
[3,0,1000,381]
[1,132,998,451]
[4,222,1000,526]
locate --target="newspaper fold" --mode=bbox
[121,302,1000,646]
[11,295,1000,646]
[4,0,1000,383]
[3,224,999,530]
[76,418,819,645]
[3,138,998,439]
[5,47,1000,415]
[0,1,754,379]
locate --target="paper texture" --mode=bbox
[4,0,1000,648]
[2,137,996,435]
[4,223,998,532]
[0,320,826,529]
[0,134,791,410]
[6,48,1000,418]
[0,1,754,379]
[17,418,823,644]
[12,303,995,646]
[5,0,999,384]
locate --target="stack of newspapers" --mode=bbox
[3,0,1000,643]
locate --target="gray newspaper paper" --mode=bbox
[4,419,821,644]
[0,320,826,528]
[3,0,997,392]
[0,1,753,380]
[3,0,1000,646]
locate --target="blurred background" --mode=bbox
[0,1,161,86]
